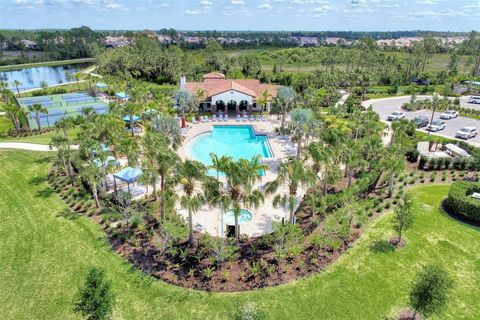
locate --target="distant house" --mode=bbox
[21,39,38,49]
[181,72,279,114]
[105,36,130,48]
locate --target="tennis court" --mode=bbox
[18,92,108,129]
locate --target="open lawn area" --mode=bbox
[0,150,479,319]
[0,116,81,144]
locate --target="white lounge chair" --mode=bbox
[250,115,255,121]
[261,115,266,121]
[243,115,248,122]
[224,115,229,121]
[236,115,241,122]
[212,115,217,122]
[192,117,199,124]
[205,116,210,122]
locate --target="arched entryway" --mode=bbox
[216,100,226,112]
[239,100,249,112]
[227,100,237,112]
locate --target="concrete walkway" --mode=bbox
[0,142,78,151]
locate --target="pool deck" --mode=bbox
[176,115,306,237]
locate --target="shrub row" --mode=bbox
[447,181,480,222]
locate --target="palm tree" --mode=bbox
[54,117,75,138]
[383,148,405,198]
[74,73,82,90]
[50,135,76,186]
[79,161,102,208]
[222,155,267,243]
[256,89,271,115]
[28,103,48,130]
[322,162,342,196]
[265,157,309,223]
[117,136,140,167]
[274,86,297,134]
[0,80,11,103]
[149,114,184,150]
[39,80,48,89]
[123,102,144,137]
[289,108,316,157]
[3,102,24,133]
[177,160,207,244]
[173,88,196,121]
[12,80,22,96]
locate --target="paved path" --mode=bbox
[364,95,480,147]
[0,142,78,151]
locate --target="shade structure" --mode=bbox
[94,156,119,167]
[115,92,129,100]
[113,167,143,184]
[123,115,140,122]
[95,82,109,89]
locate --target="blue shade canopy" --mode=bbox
[115,92,129,99]
[94,156,119,167]
[123,115,140,122]
[113,167,143,183]
[95,82,109,88]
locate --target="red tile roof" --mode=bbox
[184,73,279,101]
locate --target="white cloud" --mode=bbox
[258,3,272,9]
[200,0,212,6]
[185,9,200,15]
[313,5,332,12]
[231,0,244,4]
[103,0,128,11]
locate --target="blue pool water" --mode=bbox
[189,125,272,175]
[224,209,253,225]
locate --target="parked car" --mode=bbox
[467,96,480,104]
[440,110,459,120]
[387,111,405,121]
[413,115,429,128]
[456,127,478,140]
[426,120,446,132]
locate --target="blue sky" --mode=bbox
[1,0,479,31]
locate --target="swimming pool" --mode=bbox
[188,125,273,175]
[224,209,253,225]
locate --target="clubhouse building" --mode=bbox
[181,72,279,114]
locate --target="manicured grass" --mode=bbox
[0,116,81,144]
[0,58,95,71]
[0,151,479,319]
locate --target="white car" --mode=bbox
[426,120,446,132]
[467,96,480,104]
[387,111,405,121]
[456,127,478,140]
[440,110,458,120]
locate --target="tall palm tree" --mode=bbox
[222,155,267,244]
[117,136,140,167]
[0,80,11,103]
[54,117,75,138]
[11,80,22,96]
[50,135,76,186]
[265,157,309,223]
[275,86,297,134]
[177,160,207,244]
[149,114,184,150]
[123,102,144,137]
[256,89,271,115]
[289,108,316,157]
[383,148,405,198]
[28,103,48,130]
[3,102,24,133]
[322,162,342,196]
[79,160,102,208]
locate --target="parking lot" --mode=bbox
[364,95,480,146]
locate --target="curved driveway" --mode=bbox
[363,95,480,147]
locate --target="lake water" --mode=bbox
[0,63,90,91]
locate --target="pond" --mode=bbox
[0,63,90,92]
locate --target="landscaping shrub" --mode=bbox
[447,181,480,221]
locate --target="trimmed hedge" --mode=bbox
[447,181,480,222]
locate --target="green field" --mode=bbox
[0,150,479,319]
[0,116,80,144]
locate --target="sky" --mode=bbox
[0,0,479,31]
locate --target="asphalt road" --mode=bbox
[364,96,480,146]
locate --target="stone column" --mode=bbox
[248,104,253,114]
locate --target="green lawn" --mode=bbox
[0,150,479,319]
[0,116,81,144]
